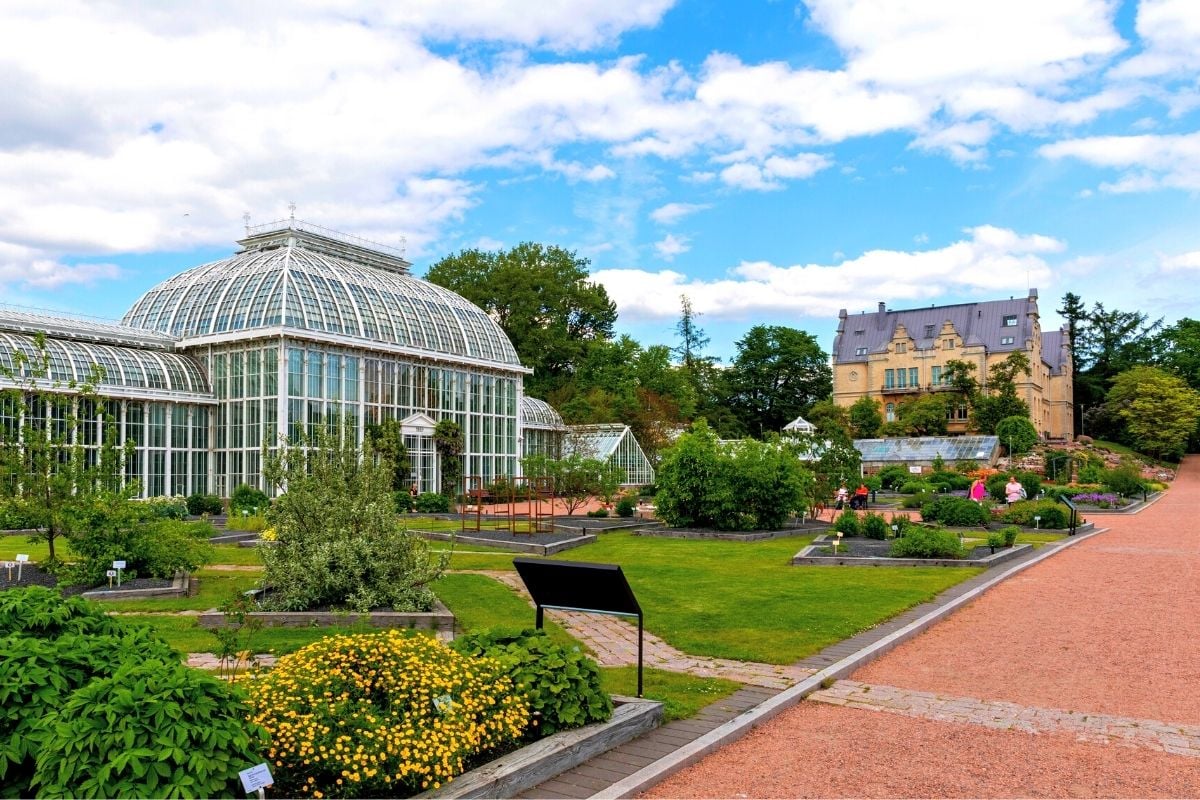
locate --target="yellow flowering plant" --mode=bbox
[245,631,530,798]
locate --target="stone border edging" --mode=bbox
[80,571,189,600]
[420,696,663,799]
[195,599,455,639]
[634,525,827,541]
[416,530,597,555]
[792,537,1033,568]
[589,524,1110,800]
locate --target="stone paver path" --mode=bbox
[810,679,1200,757]
[471,570,815,690]
[187,652,277,669]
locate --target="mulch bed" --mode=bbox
[432,526,590,546]
[0,563,172,595]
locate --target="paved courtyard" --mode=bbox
[643,457,1200,798]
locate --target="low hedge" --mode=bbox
[888,527,964,559]
[920,496,989,527]
[861,512,890,540]
[997,499,1071,528]
[833,509,861,536]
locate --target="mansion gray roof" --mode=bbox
[834,290,1065,372]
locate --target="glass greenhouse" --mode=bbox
[854,436,1000,470]
[563,424,656,486]
[0,220,531,497]
[520,396,566,459]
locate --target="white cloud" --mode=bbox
[1160,250,1200,271]
[474,236,505,251]
[0,242,121,289]
[720,152,832,191]
[1111,0,1200,78]
[1039,131,1200,191]
[650,202,711,225]
[593,225,1063,321]
[654,233,690,260]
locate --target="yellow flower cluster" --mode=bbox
[244,630,530,798]
[259,527,277,541]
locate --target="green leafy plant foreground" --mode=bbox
[452,628,613,737]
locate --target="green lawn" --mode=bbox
[97,569,262,612]
[600,666,741,723]
[541,532,980,665]
[121,614,378,656]
[0,536,71,563]
[209,544,265,566]
[433,572,573,644]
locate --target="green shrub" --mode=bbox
[861,475,883,492]
[861,512,889,540]
[586,508,610,518]
[927,471,971,491]
[452,628,612,737]
[1103,464,1146,497]
[986,531,1005,551]
[229,483,269,514]
[899,480,935,495]
[833,509,862,536]
[888,527,964,559]
[32,658,263,799]
[999,499,1069,528]
[615,497,636,518]
[185,493,224,516]
[0,585,124,638]
[60,518,214,588]
[1000,525,1020,547]
[891,513,913,537]
[0,501,37,530]
[395,490,415,513]
[920,496,988,527]
[875,465,910,490]
[414,491,451,513]
[900,491,936,509]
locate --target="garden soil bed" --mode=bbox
[420,695,662,799]
[196,598,456,639]
[416,527,597,555]
[0,563,181,597]
[792,534,1033,568]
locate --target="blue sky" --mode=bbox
[3,1,1200,361]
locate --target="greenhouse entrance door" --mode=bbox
[401,413,437,494]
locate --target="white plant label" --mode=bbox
[112,560,126,569]
[15,554,28,563]
[239,763,273,793]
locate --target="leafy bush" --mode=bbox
[186,493,224,516]
[998,499,1069,528]
[888,527,964,559]
[899,491,936,509]
[891,512,913,537]
[138,496,188,520]
[861,512,890,540]
[586,508,610,518]
[920,496,989,527]
[230,483,269,514]
[60,516,214,588]
[1103,464,1146,497]
[0,585,125,638]
[926,471,971,491]
[261,424,447,613]
[246,631,529,797]
[861,475,882,492]
[875,465,910,490]
[986,531,1005,551]
[899,480,935,495]
[414,491,451,513]
[833,510,861,536]
[995,415,1039,455]
[0,501,37,530]
[33,658,263,799]
[395,490,415,513]
[615,496,636,517]
[452,628,612,737]
[1001,525,1020,547]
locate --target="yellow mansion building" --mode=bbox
[831,289,1073,439]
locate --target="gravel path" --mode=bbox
[641,457,1200,798]
[643,704,1200,798]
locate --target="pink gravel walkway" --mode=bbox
[852,457,1200,724]
[643,703,1200,798]
[641,457,1200,798]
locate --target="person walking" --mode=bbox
[969,477,987,503]
[1005,475,1025,505]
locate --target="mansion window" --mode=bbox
[924,324,936,338]
[1003,315,1018,327]
[1001,336,1015,345]
[895,342,907,354]
[943,338,955,350]
[931,365,943,385]
[886,402,895,422]
[855,347,867,356]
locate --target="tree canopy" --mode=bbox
[721,325,832,437]
[426,242,617,398]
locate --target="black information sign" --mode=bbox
[513,557,645,696]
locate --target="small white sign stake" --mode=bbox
[15,554,28,582]
[112,560,126,587]
[3,561,13,581]
[239,763,273,798]
[106,569,117,588]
